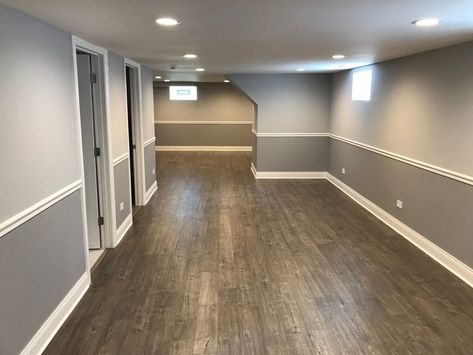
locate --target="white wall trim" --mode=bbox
[112,152,129,166]
[252,130,329,138]
[250,130,472,186]
[0,180,82,239]
[143,137,156,147]
[124,58,141,68]
[251,164,326,179]
[20,272,90,355]
[144,181,158,205]
[115,213,133,247]
[155,120,253,125]
[156,146,252,152]
[330,134,473,186]
[326,173,473,288]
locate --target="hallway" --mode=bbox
[45,152,473,354]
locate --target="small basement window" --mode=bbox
[169,86,198,101]
[352,69,372,101]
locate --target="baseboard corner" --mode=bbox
[20,272,90,355]
[115,213,133,247]
[144,181,158,205]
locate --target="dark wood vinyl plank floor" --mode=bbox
[45,152,473,355]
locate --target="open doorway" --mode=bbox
[125,63,142,210]
[76,50,106,269]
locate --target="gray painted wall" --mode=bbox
[154,82,254,123]
[257,137,329,172]
[0,192,85,355]
[108,51,132,225]
[144,143,157,191]
[229,74,331,170]
[141,66,157,191]
[108,51,129,159]
[229,74,331,133]
[0,5,80,222]
[114,159,131,228]
[329,40,473,270]
[330,41,473,177]
[155,124,252,146]
[329,139,473,268]
[0,6,87,354]
[154,82,254,147]
[141,66,156,142]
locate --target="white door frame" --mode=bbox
[72,36,116,263]
[124,58,146,206]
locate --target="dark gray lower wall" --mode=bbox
[0,191,86,355]
[329,138,473,269]
[256,136,329,172]
[155,124,252,146]
[252,133,257,167]
[114,159,131,228]
[144,143,157,191]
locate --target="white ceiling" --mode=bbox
[2,0,473,81]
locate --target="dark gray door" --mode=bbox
[77,52,102,249]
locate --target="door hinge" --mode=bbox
[98,216,104,226]
[90,73,97,84]
[132,144,136,149]
[94,147,101,157]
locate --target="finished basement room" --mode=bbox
[0,1,472,354]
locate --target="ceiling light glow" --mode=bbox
[195,68,205,72]
[332,54,345,59]
[155,17,180,26]
[183,54,197,59]
[296,68,305,72]
[164,79,170,82]
[154,75,162,79]
[224,80,230,83]
[412,18,441,27]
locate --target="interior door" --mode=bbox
[77,52,102,249]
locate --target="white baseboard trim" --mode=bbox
[155,120,253,125]
[156,146,252,152]
[326,173,473,288]
[251,163,326,179]
[115,213,133,247]
[144,181,158,205]
[20,272,90,355]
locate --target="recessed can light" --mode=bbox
[296,68,305,72]
[195,68,205,72]
[412,18,441,27]
[332,54,345,59]
[183,54,197,59]
[154,75,162,79]
[155,17,180,26]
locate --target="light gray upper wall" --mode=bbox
[330,41,473,176]
[141,66,155,142]
[154,82,254,123]
[0,5,80,222]
[107,51,129,159]
[229,74,331,133]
